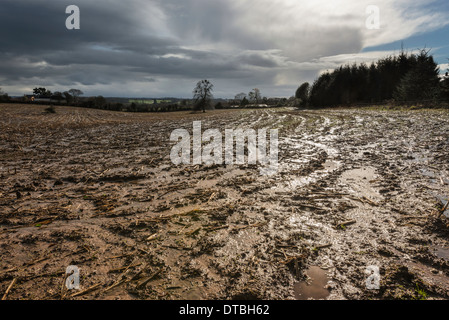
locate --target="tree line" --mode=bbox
[5,50,447,113]
[295,49,449,108]
[31,88,84,105]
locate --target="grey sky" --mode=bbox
[1,0,448,98]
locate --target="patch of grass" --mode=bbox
[414,284,428,300]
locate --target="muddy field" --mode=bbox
[1,103,449,300]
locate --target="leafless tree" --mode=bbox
[193,80,214,112]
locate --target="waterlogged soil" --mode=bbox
[1,104,449,300]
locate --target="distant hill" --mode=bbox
[104,97,185,105]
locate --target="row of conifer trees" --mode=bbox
[296,49,449,108]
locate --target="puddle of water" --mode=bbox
[287,176,315,189]
[408,152,430,165]
[275,160,341,192]
[195,168,247,189]
[196,179,218,189]
[288,214,327,230]
[323,160,339,171]
[339,167,381,200]
[433,246,449,261]
[289,158,311,165]
[341,167,377,181]
[420,168,436,178]
[302,140,338,156]
[294,266,330,300]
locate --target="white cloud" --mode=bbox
[439,63,449,78]
[156,0,449,95]
[170,0,449,60]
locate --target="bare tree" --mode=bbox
[193,80,214,113]
[234,92,246,101]
[68,89,84,104]
[63,91,73,105]
[248,88,261,104]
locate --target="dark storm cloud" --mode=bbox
[0,1,165,54]
[0,0,279,94]
[1,0,447,97]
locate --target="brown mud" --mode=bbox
[1,104,449,300]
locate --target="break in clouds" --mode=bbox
[1,0,448,97]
